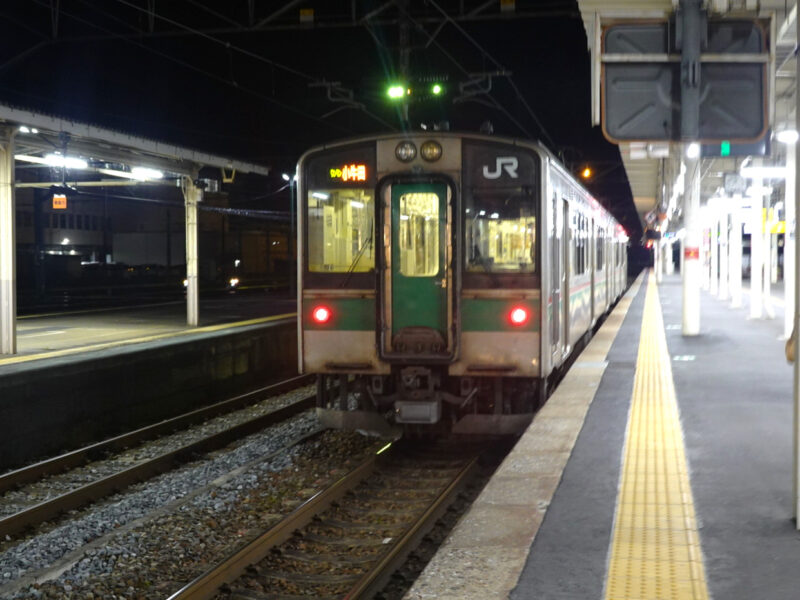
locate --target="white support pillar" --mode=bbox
[794,8,800,525]
[786,141,796,340]
[701,220,710,291]
[710,211,719,296]
[730,198,744,308]
[183,177,202,327]
[683,155,701,335]
[0,128,16,354]
[771,227,779,284]
[667,240,676,275]
[750,187,764,319]
[764,199,775,319]
[655,239,663,283]
[719,209,729,301]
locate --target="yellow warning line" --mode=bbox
[0,313,296,367]
[604,273,709,600]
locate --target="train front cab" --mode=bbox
[298,135,544,435]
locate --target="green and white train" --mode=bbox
[296,132,628,434]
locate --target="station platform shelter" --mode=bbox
[406,270,800,600]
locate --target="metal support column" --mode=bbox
[786,141,796,339]
[719,208,729,300]
[730,198,744,308]
[793,10,800,526]
[183,176,202,327]
[750,185,764,319]
[680,0,702,335]
[683,156,701,335]
[0,128,16,354]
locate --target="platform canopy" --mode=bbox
[0,101,270,180]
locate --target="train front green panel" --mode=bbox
[460,298,539,332]
[303,297,375,331]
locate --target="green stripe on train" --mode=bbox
[461,298,539,332]
[303,297,375,331]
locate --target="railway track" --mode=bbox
[0,375,316,539]
[168,440,481,600]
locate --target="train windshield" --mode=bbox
[306,188,374,273]
[466,188,536,273]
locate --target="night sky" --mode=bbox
[0,0,641,237]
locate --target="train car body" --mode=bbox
[297,133,627,434]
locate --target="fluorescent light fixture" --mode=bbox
[61,238,70,245]
[18,126,30,133]
[31,128,38,134]
[131,167,163,180]
[282,173,291,181]
[350,200,364,209]
[479,210,486,216]
[400,215,410,221]
[490,212,500,219]
[741,166,786,179]
[777,129,799,144]
[686,143,700,159]
[311,192,329,200]
[45,153,88,169]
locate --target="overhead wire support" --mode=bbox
[309,81,365,118]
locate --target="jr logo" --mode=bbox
[482,156,519,179]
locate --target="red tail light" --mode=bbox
[312,306,331,324]
[509,306,530,326]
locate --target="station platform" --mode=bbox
[406,271,800,600]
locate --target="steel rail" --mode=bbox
[344,454,480,599]
[166,455,378,600]
[0,387,316,538]
[0,374,313,494]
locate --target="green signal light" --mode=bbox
[387,85,405,99]
[431,83,443,95]
[720,140,731,157]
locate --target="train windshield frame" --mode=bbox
[462,141,540,289]
[301,143,376,288]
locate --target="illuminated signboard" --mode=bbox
[330,163,367,183]
[52,194,67,210]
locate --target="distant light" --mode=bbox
[229,277,240,288]
[282,173,291,181]
[490,212,499,219]
[387,85,405,99]
[61,238,70,245]
[479,210,486,216]
[45,154,88,169]
[686,143,700,159]
[31,128,38,134]
[431,83,443,95]
[234,259,241,267]
[581,167,592,179]
[131,167,164,180]
[312,192,330,200]
[777,129,799,145]
[18,126,30,134]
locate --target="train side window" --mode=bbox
[307,188,374,273]
[466,187,536,273]
[597,227,604,269]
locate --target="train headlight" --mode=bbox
[312,305,332,324]
[395,141,417,162]
[420,141,442,162]
[509,306,530,326]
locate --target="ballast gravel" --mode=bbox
[1,410,379,599]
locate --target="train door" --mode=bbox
[562,199,569,355]
[549,193,562,362]
[384,182,451,357]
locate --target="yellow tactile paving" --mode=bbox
[604,273,710,600]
